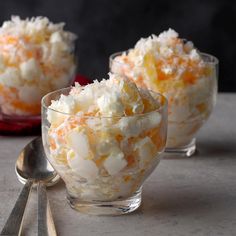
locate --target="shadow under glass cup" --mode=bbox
[41,87,168,215]
[110,51,218,157]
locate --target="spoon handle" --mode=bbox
[0,180,33,236]
[38,182,57,236]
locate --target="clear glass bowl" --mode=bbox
[110,51,218,156]
[0,46,77,132]
[42,87,168,215]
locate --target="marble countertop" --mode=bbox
[0,93,236,236]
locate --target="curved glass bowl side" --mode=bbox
[109,51,218,156]
[41,87,168,215]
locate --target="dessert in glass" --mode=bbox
[42,73,167,215]
[0,16,77,127]
[110,29,218,156]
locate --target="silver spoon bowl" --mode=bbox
[0,137,59,236]
[15,137,59,186]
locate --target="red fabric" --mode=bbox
[0,119,41,136]
[0,75,91,136]
[74,74,91,85]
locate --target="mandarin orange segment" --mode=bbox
[196,103,206,113]
[126,155,136,167]
[182,70,197,85]
[123,175,131,182]
[11,100,41,114]
[143,52,158,89]
[120,79,144,115]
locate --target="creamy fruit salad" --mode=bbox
[0,16,77,116]
[42,73,167,202]
[111,29,217,149]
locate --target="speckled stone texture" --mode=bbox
[0,93,236,236]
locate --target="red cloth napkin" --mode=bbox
[0,75,91,136]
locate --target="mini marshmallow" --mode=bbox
[104,149,127,175]
[67,130,91,159]
[67,150,98,180]
[20,58,41,81]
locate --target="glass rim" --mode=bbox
[41,86,168,119]
[109,50,219,66]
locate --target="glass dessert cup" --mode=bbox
[110,51,218,157]
[0,67,77,135]
[0,74,75,136]
[0,69,77,131]
[0,16,77,131]
[42,87,168,215]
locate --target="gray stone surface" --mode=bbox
[0,93,236,236]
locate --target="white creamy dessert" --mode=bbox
[0,16,77,116]
[111,29,217,148]
[43,73,167,201]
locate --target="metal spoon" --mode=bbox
[0,137,59,236]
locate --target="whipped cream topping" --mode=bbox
[48,73,160,120]
[120,29,203,81]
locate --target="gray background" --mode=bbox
[0,0,235,92]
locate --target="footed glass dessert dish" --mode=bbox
[42,74,168,215]
[110,29,218,156]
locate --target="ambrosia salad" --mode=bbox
[42,73,167,203]
[0,16,77,116]
[111,29,217,150]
